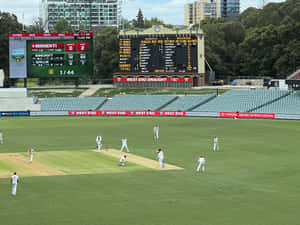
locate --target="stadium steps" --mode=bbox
[96,98,109,110]
[248,91,292,112]
[187,94,217,111]
[79,88,99,97]
[156,96,179,110]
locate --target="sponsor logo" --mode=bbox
[12,49,25,63]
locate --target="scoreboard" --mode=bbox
[9,33,93,78]
[119,36,198,73]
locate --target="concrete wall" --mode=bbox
[235,79,264,86]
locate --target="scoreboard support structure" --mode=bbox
[117,25,205,87]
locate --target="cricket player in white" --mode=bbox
[196,155,206,172]
[0,129,3,144]
[28,147,34,163]
[157,149,164,168]
[153,125,159,141]
[120,137,130,152]
[11,172,19,196]
[213,136,219,151]
[96,135,102,152]
[118,155,127,166]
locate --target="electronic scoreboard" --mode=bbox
[9,33,93,78]
[119,35,198,73]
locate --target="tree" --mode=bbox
[144,17,164,28]
[202,22,246,78]
[93,27,119,83]
[136,8,144,28]
[201,0,300,79]
[78,24,86,33]
[0,11,23,78]
[52,19,74,33]
[26,17,45,33]
[201,18,225,26]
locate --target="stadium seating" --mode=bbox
[41,97,107,111]
[0,97,41,111]
[192,89,290,112]
[253,91,300,114]
[100,95,177,111]
[0,88,40,111]
[161,94,215,111]
[0,88,27,98]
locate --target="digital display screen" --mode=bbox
[27,39,93,77]
[9,33,93,78]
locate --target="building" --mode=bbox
[220,0,240,21]
[40,0,122,32]
[184,0,240,26]
[184,0,221,26]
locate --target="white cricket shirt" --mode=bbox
[214,137,218,143]
[158,151,164,160]
[198,157,205,164]
[11,175,19,184]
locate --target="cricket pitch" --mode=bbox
[100,149,184,171]
[0,149,183,178]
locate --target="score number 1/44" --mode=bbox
[60,70,75,75]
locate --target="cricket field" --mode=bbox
[0,116,299,225]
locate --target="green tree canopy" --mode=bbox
[0,11,23,77]
[26,17,45,33]
[52,19,74,33]
[135,8,144,28]
[204,0,300,79]
[93,27,119,83]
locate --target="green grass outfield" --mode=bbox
[0,117,300,225]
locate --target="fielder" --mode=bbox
[196,155,206,172]
[118,154,127,166]
[0,129,3,144]
[120,137,130,152]
[96,135,102,152]
[11,172,19,196]
[156,148,164,168]
[28,147,34,163]
[153,125,159,141]
[213,136,219,152]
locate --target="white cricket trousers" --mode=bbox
[196,162,205,172]
[97,142,102,151]
[154,132,159,140]
[12,184,18,195]
[213,143,219,151]
[159,158,164,168]
[120,144,130,152]
[30,154,33,163]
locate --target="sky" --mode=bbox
[0,0,286,25]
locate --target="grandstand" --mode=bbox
[253,91,300,114]
[192,89,290,112]
[161,94,216,111]
[100,95,177,111]
[41,97,107,111]
[0,88,40,111]
[2,88,300,116]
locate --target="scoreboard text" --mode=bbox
[119,36,198,73]
[9,33,93,78]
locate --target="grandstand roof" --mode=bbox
[287,69,300,80]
